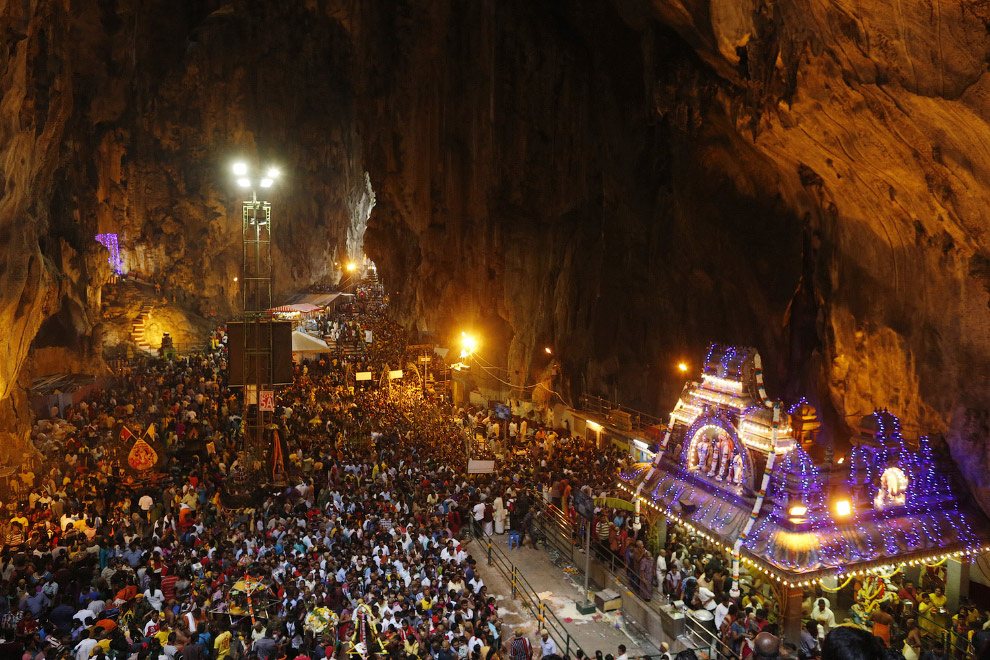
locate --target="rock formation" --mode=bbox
[2,0,990,504]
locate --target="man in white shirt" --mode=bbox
[655,550,667,596]
[616,645,628,660]
[714,596,731,630]
[472,500,486,536]
[538,631,558,658]
[139,493,154,518]
[74,632,98,660]
[697,586,717,612]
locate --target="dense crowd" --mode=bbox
[5,275,989,660]
[1,290,550,660]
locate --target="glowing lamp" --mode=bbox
[460,332,478,353]
[586,420,602,432]
[544,347,552,355]
[232,162,248,176]
[788,505,808,517]
[233,276,239,282]
[260,178,274,188]
[834,499,853,518]
[346,263,357,272]
[236,177,251,188]
[266,167,280,178]
[678,363,688,372]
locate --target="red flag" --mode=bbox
[121,426,135,442]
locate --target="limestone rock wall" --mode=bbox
[2,0,990,505]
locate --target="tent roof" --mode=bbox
[291,331,330,353]
[284,292,342,307]
[270,303,321,314]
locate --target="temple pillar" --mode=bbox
[781,585,804,647]
[946,559,970,613]
[655,517,668,549]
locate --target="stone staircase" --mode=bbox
[130,301,156,354]
[324,336,365,359]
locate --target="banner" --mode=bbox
[356,372,372,381]
[467,459,495,474]
[259,390,275,412]
[127,438,159,472]
[388,370,403,380]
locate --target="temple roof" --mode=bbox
[618,344,990,585]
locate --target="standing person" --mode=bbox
[655,549,667,598]
[639,549,654,602]
[616,645,628,660]
[800,621,820,659]
[869,603,894,648]
[538,631,557,659]
[902,619,922,660]
[810,599,836,636]
[472,498,486,538]
[493,494,507,535]
[506,629,532,660]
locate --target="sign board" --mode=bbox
[389,370,403,380]
[365,330,373,344]
[467,459,496,474]
[259,390,275,412]
[573,490,595,521]
[355,372,372,381]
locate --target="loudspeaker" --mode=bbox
[227,321,293,386]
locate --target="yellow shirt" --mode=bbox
[930,593,947,608]
[214,630,232,660]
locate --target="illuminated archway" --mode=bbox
[681,415,755,491]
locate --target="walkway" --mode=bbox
[466,533,662,658]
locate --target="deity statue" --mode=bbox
[715,439,731,481]
[709,436,725,478]
[730,452,744,486]
[695,438,710,472]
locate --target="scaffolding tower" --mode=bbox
[241,192,273,464]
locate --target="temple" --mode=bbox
[619,344,990,638]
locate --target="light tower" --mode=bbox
[233,161,280,465]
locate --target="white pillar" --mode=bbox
[946,559,970,613]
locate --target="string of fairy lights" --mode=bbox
[614,344,990,592]
[618,481,989,588]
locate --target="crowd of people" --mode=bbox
[1,288,546,660]
[3,273,989,660]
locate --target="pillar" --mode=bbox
[781,585,804,648]
[655,517,668,550]
[946,559,971,613]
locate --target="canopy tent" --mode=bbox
[284,292,342,307]
[269,303,321,315]
[291,331,330,353]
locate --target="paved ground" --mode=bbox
[465,534,662,659]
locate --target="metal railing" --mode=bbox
[683,611,736,660]
[916,611,973,659]
[579,394,665,432]
[469,524,586,658]
[530,495,662,611]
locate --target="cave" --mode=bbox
[4,0,990,597]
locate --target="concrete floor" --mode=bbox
[466,533,662,659]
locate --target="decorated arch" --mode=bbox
[680,413,755,492]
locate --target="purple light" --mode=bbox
[95,233,124,275]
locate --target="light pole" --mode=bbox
[233,161,280,468]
